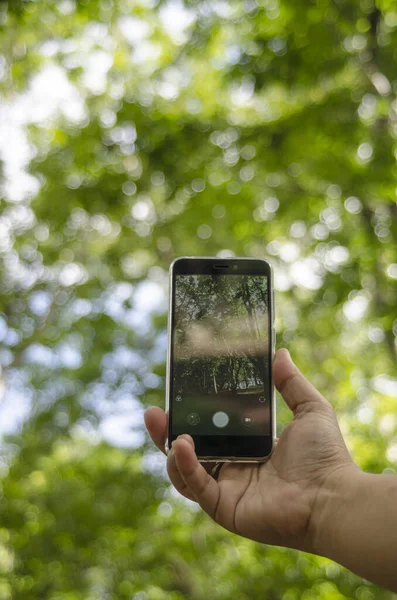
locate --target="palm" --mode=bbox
[214,407,349,550]
[144,349,353,551]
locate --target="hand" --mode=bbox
[144,348,359,552]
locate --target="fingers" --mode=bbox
[144,408,196,500]
[173,435,220,519]
[144,406,167,453]
[273,348,329,415]
[167,435,198,502]
[144,407,216,503]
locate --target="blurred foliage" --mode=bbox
[0,0,396,597]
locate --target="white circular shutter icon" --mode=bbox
[212,411,229,428]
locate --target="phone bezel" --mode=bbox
[165,256,276,462]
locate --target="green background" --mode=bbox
[0,0,396,598]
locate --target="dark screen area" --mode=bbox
[171,274,271,436]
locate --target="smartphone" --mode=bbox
[165,256,276,462]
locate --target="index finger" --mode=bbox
[173,436,220,520]
[144,406,168,453]
[144,407,197,501]
[143,407,219,502]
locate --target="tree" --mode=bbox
[0,0,396,597]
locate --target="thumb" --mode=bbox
[273,348,329,415]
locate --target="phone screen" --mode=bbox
[171,273,271,438]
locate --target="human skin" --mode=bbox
[144,348,397,592]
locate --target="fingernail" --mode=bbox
[178,434,194,446]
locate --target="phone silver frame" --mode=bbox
[165,256,276,463]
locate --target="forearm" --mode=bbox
[310,465,397,592]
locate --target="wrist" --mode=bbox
[304,462,363,558]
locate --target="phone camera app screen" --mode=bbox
[171,274,271,436]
